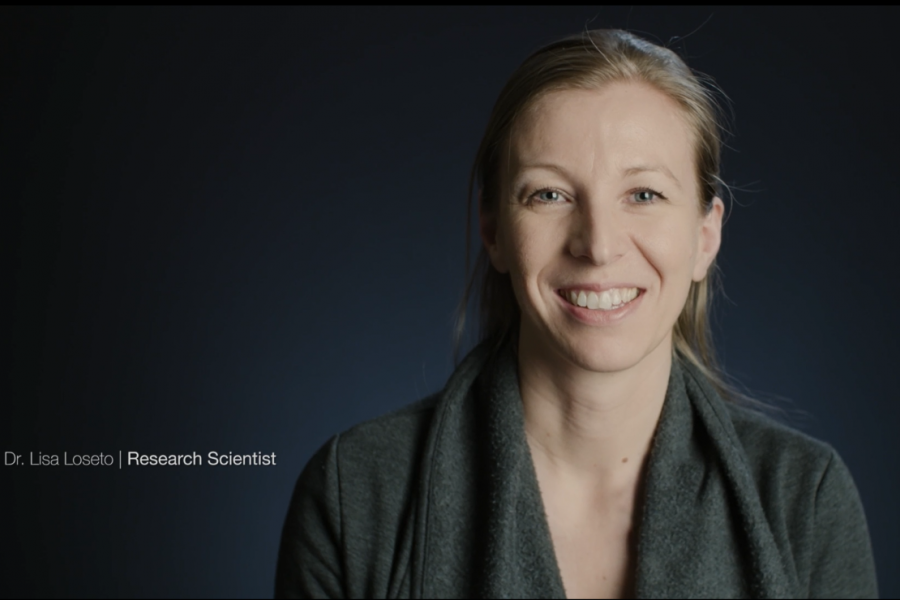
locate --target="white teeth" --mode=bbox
[610,289,622,306]
[562,287,639,311]
[599,291,612,310]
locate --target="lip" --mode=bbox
[555,285,645,326]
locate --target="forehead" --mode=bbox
[508,82,696,187]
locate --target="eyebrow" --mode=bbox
[515,162,682,190]
[515,162,575,179]
[622,164,682,189]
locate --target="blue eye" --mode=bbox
[534,189,564,203]
[632,189,661,203]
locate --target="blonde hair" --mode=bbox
[455,29,753,406]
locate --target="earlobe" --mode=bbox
[692,196,725,282]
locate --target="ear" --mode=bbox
[479,192,509,274]
[692,196,725,282]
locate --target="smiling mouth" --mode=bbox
[557,287,642,311]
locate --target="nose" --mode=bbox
[567,201,626,266]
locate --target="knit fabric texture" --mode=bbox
[275,340,879,598]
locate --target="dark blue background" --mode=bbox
[4,7,898,598]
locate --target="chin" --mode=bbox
[554,335,647,374]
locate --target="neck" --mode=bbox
[517,325,672,491]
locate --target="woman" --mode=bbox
[275,29,878,599]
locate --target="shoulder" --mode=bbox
[333,393,440,497]
[679,358,847,512]
[293,392,440,504]
[725,403,836,488]
[339,392,440,455]
[724,402,854,530]
[724,404,878,598]
[305,391,442,511]
[276,393,441,598]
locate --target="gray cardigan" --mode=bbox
[275,341,878,598]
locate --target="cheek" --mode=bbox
[504,215,568,281]
[499,215,565,310]
[637,217,700,282]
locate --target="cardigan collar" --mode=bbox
[413,341,795,598]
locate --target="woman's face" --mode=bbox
[482,82,724,373]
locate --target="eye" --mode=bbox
[531,189,566,204]
[631,188,665,204]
